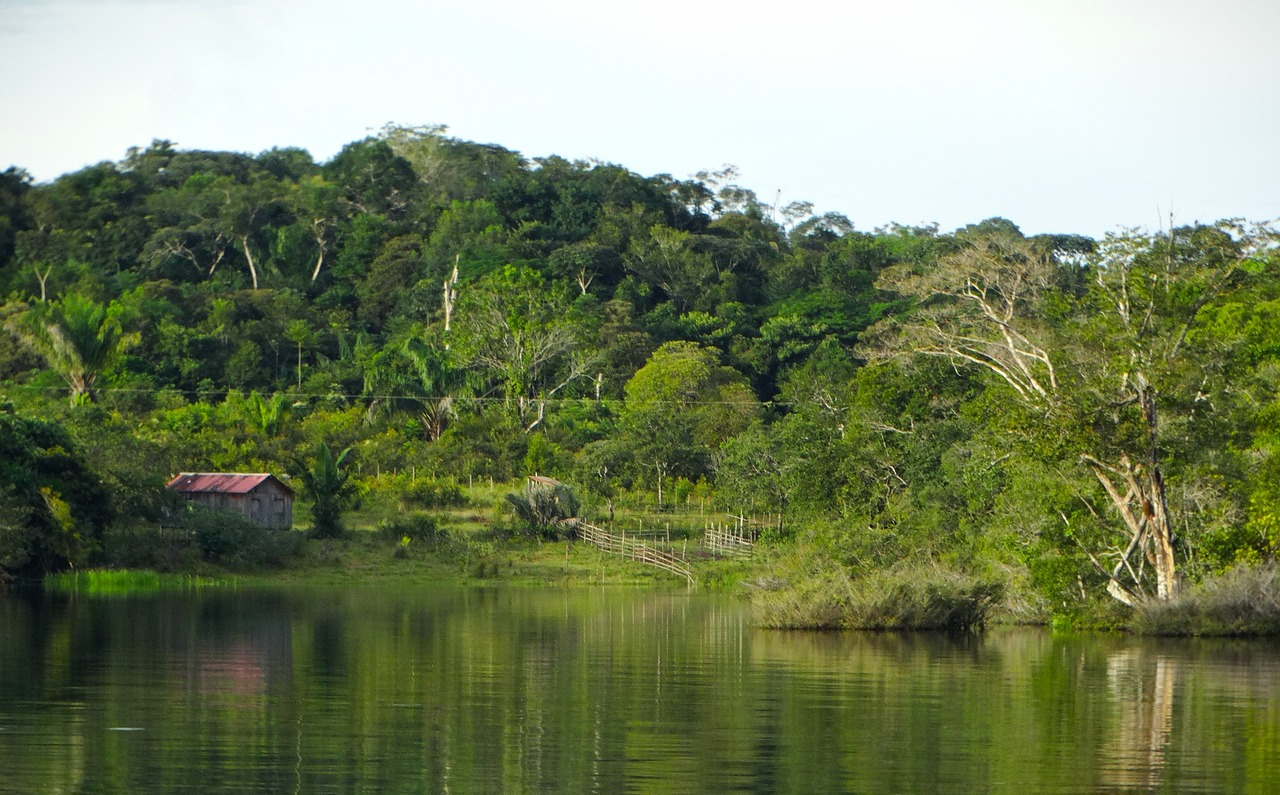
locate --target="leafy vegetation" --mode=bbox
[503,480,579,539]
[290,443,362,538]
[2,127,1278,631]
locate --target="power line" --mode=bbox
[0,382,801,408]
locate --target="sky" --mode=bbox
[2,0,1277,238]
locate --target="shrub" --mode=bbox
[290,443,362,539]
[376,512,448,543]
[185,506,302,569]
[503,483,579,540]
[1130,564,1280,636]
[752,559,1003,632]
[100,523,202,572]
[399,477,466,510]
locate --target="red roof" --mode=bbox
[166,473,293,496]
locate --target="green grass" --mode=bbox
[256,528,748,589]
[268,480,758,588]
[45,569,227,594]
[62,481,762,591]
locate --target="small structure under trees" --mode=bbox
[166,473,294,529]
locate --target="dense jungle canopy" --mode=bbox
[1,126,1277,618]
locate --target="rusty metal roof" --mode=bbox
[166,473,293,496]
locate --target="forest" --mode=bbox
[2,125,1278,628]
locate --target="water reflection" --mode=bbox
[1102,648,1176,792]
[1,588,1279,794]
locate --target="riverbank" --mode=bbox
[65,506,760,592]
[260,531,758,589]
[30,508,1280,638]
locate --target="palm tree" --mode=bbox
[11,294,138,406]
[402,337,467,441]
[290,443,361,538]
[504,481,579,540]
[245,390,289,436]
[362,335,469,441]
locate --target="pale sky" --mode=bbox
[2,0,1277,238]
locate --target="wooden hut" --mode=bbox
[166,473,294,529]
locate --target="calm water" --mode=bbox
[1,585,1278,794]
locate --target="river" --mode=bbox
[1,585,1277,794]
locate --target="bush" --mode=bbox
[1130,565,1280,636]
[100,523,202,572]
[376,512,449,543]
[399,477,466,510]
[185,506,302,569]
[752,559,1003,632]
[503,483,579,540]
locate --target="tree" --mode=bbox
[356,235,428,329]
[289,174,347,284]
[868,223,1277,604]
[455,265,590,429]
[322,137,416,218]
[620,341,759,508]
[624,225,715,312]
[214,174,291,290]
[402,337,468,441]
[1067,224,1273,602]
[715,421,792,536]
[572,439,634,524]
[11,293,139,406]
[0,410,111,575]
[290,443,361,538]
[362,335,470,442]
[0,166,33,278]
[244,390,290,436]
[284,319,318,390]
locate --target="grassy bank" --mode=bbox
[85,480,760,591]
[257,531,752,589]
[279,485,760,588]
[45,569,228,594]
[750,558,1004,632]
[1129,565,1280,636]
[78,478,1280,635]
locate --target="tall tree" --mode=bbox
[455,265,590,429]
[624,226,716,312]
[620,341,759,508]
[215,174,290,290]
[0,167,33,278]
[868,223,1277,604]
[0,411,111,575]
[362,335,469,442]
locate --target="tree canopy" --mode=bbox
[1,129,1277,617]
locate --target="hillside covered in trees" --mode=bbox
[2,126,1278,624]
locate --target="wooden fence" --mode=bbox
[703,523,756,559]
[567,519,694,585]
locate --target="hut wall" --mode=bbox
[247,483,293,529]
[181,485,292,529]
